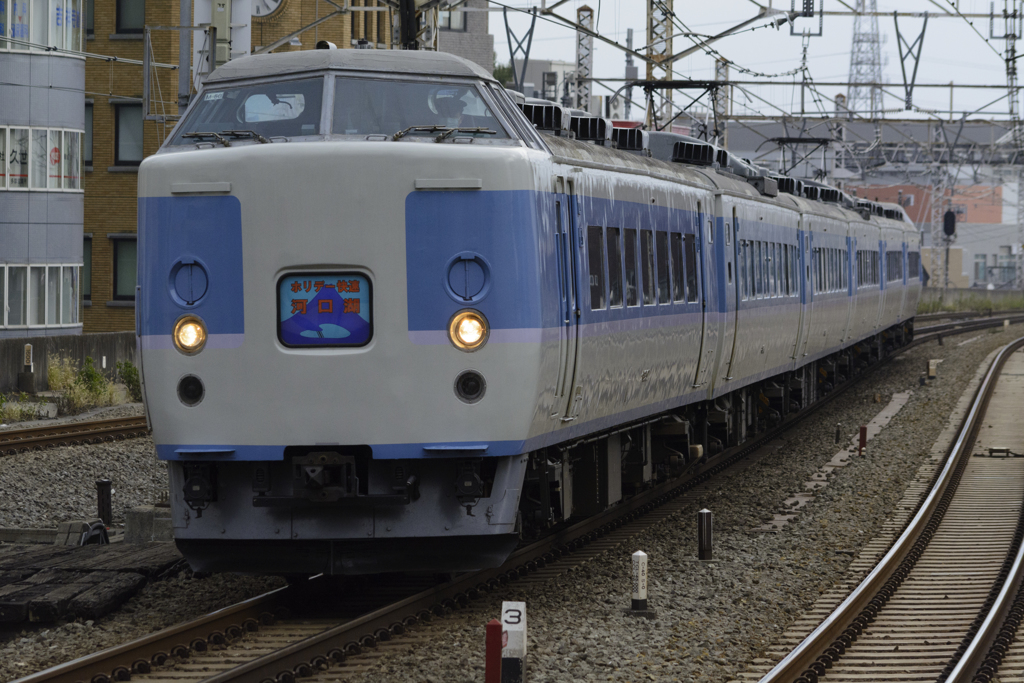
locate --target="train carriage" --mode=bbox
[137,48,921,576]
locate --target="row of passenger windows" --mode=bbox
[856,250,881,287]
[740,241,799,300]
[587,226,699,310]
[813,247,849,294]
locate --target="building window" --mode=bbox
[84,103,93,166]
[0,125,83,191]
[83,236,92,300]
[439,9,465,30]
[7,266,27,325]
[86,0,94,38]
[113,237,137,300]
[0,128,6,189]
[116,0,144,33]
[114,104,143,165]
[974,253,987,283]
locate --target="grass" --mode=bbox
[917,293,1024,315]
[47,356,124,416]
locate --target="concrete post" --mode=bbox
[501,601,527,683]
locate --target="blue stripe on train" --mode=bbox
[138,196,245,339]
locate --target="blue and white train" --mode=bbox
[136,48,921,575]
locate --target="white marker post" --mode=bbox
[501,601,526,683]
[626,550,655,617]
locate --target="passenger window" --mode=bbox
[783,245,790,295]
[767,243,776,296]
[739,242,747,300]
[656,231,671,304]
[640,230,656,305]
[624,228,639,307]
[754,241,763,298]
[587,226,606,310]
[670,233,685,302]
[607,228,623,308]
[684,234,699,303]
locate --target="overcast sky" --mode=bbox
[489,0,1017,120]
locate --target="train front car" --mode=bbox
[137,50,552,575]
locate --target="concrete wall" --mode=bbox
[1,332,135,394]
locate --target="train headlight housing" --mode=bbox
[448,310,489,352]
[173,315,208,355]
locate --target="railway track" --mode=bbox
[0,416,149,455]
[13,316,1024,683]
[755,335,1024,683]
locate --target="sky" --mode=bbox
[488,0,1019,121]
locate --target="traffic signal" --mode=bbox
[943,210,956,237]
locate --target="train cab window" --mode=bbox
[670,233,685,302]
[332,77,510,140]
[624,228,639,307]
[587,226,606,310]
[684,234,699,303]
[607,228,623,308]
[640,229,656,305]
[656,231,671,304]
[170,77,325,144]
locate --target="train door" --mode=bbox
[552,177,583,421]
[875,239,886,330]
[841,234,854,342]
[693,200,719,389]
[720,202,741,382]
[796,228,813,359]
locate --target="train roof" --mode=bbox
[206,49,496,85]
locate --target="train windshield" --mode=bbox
[332,77,509,139]
[169,77,325,145]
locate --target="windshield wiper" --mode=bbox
[222,129,271,144]
[435,127,497,143]
[182,131,231,147]
[392,125,498,142]
[393,125,449,141]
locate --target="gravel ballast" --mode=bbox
[336,325,1024,683]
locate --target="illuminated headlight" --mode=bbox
[448,310,489,351]
[173,315,208,354]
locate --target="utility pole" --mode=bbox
[576,6,594,112]
[645,0,673,128]
[848,0,884,115]
[624,28,636,120]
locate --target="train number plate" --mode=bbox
[278,273,372,347]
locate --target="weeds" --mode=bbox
[48,356,122,415]
[0,394,39,423]
[116,360,143,403]
[918,292,1024,315]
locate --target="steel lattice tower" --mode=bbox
[847,0,884,115]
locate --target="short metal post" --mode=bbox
[698,509,713,560]
[858,426,867,456]
[485,619,502,683]
[501,601,527,683]
[96,479,112,527]
[938,333,943,345]
[835,423,842,444]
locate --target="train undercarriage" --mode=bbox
[518,321,914,536]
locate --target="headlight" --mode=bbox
[173,315,208,354]
[448,310,489,351]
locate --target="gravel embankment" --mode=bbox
[0,402,145,431]
[0,433,166,528]
[341,325,1024,683]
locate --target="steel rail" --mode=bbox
[757,335,1024,683]
[11,588,288,683]
[0,416,149,455]
[15,317,1022,683]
